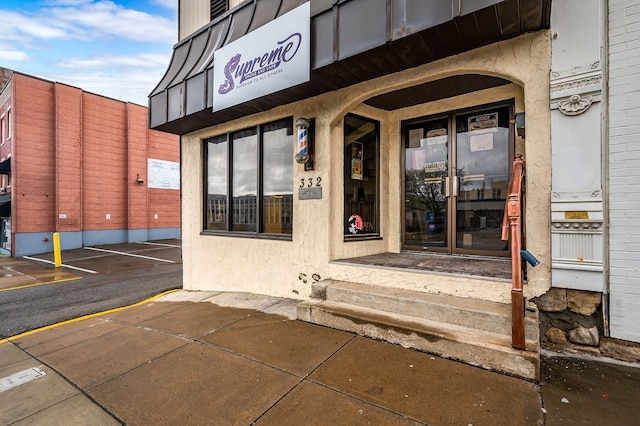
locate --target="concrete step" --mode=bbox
[311,280,539,344]
[297,280,540,380]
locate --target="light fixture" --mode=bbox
[295,117,314,170]
[136,173,144,184]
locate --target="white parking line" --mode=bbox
[23,256,99,274]
[140,241,181,248]
[83,247,175,263]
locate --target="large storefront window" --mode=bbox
[205,117,293,236]
[344,114,380,238]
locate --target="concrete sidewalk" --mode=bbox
[1,291,638,425]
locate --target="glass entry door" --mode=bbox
[405,118,449,248]
[403,103,512,256]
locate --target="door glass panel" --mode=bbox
[404,118,449,248]
[455,106,510,252]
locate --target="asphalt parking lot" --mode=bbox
[23,239,182,275]
[0,239,183,339]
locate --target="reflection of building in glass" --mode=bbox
[207,194,292,233]
[234,195,257,226]
[263,196,293,233]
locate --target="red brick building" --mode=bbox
[0,69,180,256]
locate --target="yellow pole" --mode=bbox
[53,232,62,267]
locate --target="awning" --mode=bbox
[0,158,10,174]
[149,0,551,135]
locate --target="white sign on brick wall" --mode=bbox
[147,159,180,190]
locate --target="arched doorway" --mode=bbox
[362,74,517,256]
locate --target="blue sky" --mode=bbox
[0,0,177,105]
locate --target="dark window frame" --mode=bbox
[203,117,294,240]
[343,113,381,241]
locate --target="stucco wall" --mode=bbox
[181,32,552,303]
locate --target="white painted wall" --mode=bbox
[608,0,640,343]
[549,0,604,292]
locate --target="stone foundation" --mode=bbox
[532,288,640,363]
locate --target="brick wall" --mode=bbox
[0,77,12,183]
[126,103,149,230]
[9,73,180,254]
[0,67,11,90]
[13,74,56,233]
[55,84,83,231]
[82,93,128,230]
[147,118,180,230]
[608,0,640,342]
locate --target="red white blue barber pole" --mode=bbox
[295,118,310,164]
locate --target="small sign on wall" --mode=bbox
[148,159,180,190]
[299,187,322,200]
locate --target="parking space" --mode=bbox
[0,258,81,292]
[3,239,182,288]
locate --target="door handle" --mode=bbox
[444,176,460,197]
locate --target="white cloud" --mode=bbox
[0,50,30,62]
[0,1,176,44]
[151,0,177,9]
[46,1,177,43]
[0,1,178,105]
[54,53,171,69]
[0,11,70,41]
[49,67,169,105]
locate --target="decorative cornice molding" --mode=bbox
[550,74,601,93]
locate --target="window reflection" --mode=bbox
[206,135,227,230]
[263,122,293,234]
[204,117,293,236]
[232,129,258,232]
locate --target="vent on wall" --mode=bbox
[211,0,228,20]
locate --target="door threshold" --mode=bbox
[333,251,511,280]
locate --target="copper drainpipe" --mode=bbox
[501,154,525,349]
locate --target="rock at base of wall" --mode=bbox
[568,326,600,347]
[567,290,601,316]
[532,288,567,312]
[545,327,568,345]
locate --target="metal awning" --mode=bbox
[149,0,551,135]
